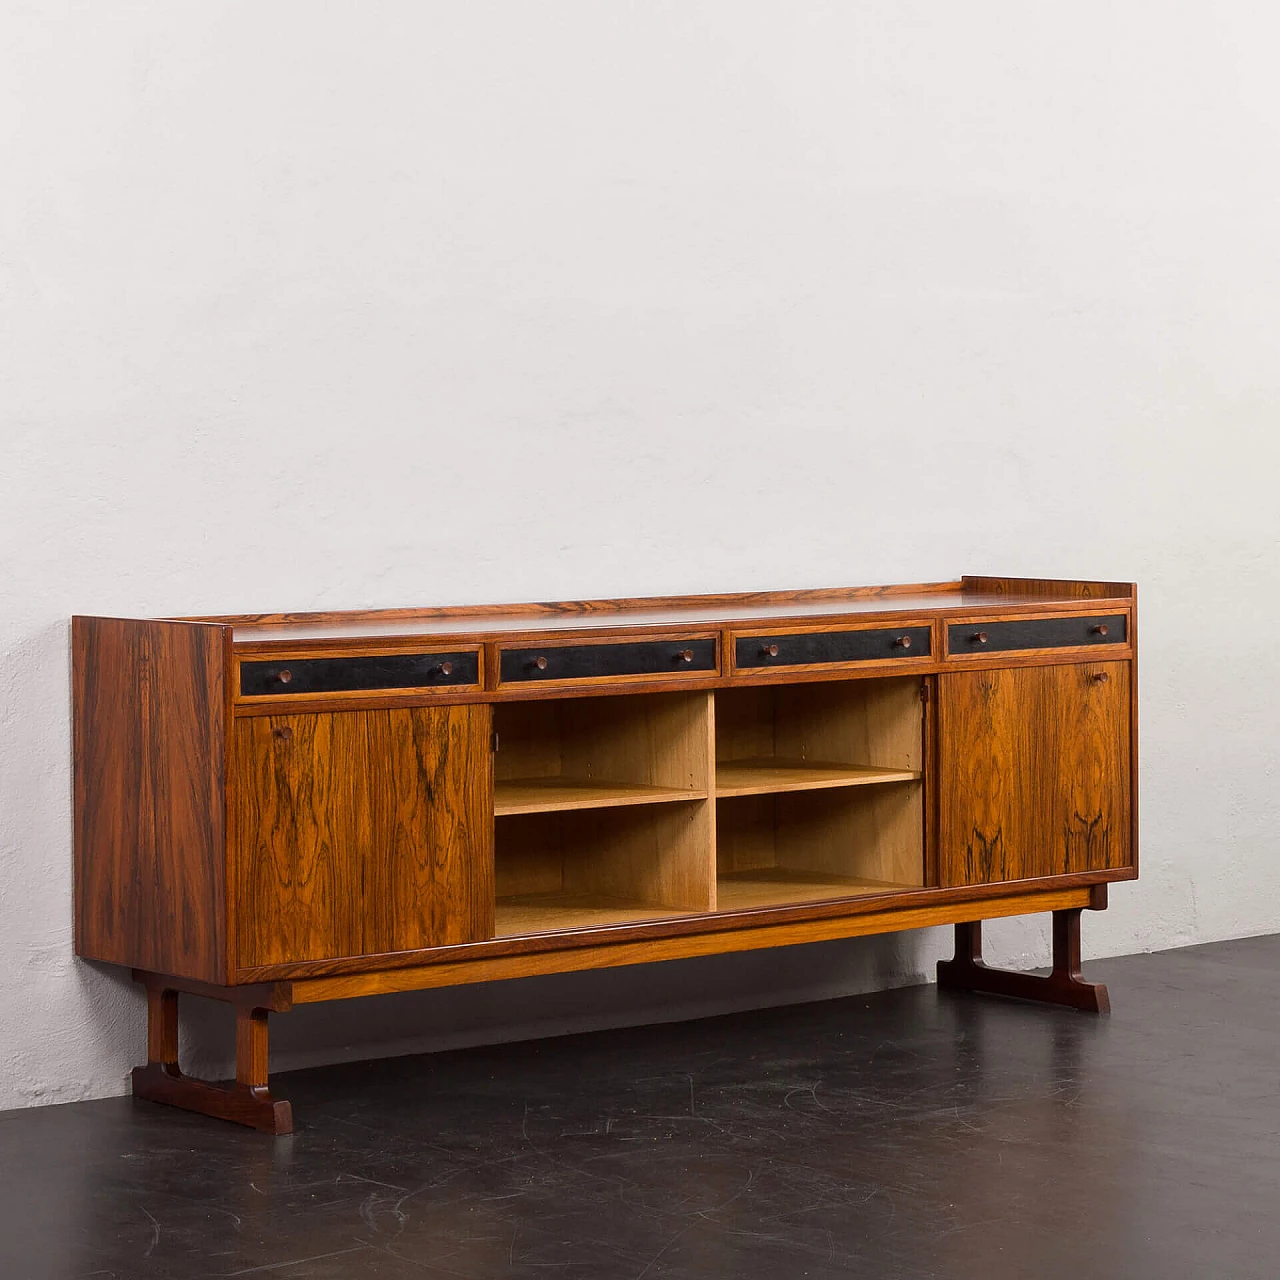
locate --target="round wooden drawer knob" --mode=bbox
[436,661,453,677]
[761,643,780,658]
[1092,624,1109,636]
[276,669,293,684]
[675,649,694,663]
[894,636,912,649]
[1093,671,1110,684]
[531,656,548,671]
[972,632,989,645]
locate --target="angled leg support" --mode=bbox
[937,898,1110,1014]
[131,973,295,1134]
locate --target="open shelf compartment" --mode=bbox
[714,676,923,799]
[491,676,926,931]
[716,786,923,911]
[493,691,712,816]
[495,801,716,937]
[714,677,926,910]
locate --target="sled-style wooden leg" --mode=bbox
[937,907,1110,1014]
[130,974,294,1134]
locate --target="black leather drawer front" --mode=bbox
[948,614,1128,656]
[735,626,932,670]
[240,651,478,697]
[500,638,717,683]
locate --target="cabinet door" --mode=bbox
[234,705,493,968]
[938,662,1131,887]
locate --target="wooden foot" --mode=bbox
[937,908,1110,1014]
[131,978,294,1134]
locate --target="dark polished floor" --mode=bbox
[4,934,1280,1279]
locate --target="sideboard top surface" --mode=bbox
[176,577,1135,646]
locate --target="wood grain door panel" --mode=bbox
[939,663,1130,886]
[234,705,493,967]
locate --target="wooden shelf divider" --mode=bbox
[715,759,920,799]
[494,778,707,817]
[715,868,907,912]
[494,892,692,937]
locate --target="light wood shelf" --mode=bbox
[495,892,691,937]
[715,759,920,798]
[494,799,716,928]
[494,778,707,817]
[716,868,907,912]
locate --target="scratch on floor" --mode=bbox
[336,1172,408,1193]
[358,1190,407,1235]
[141,1208,160,1259]
[222,1244,369,1276]
[634,1222,696,1280]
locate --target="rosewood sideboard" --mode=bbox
[73,574,1137,1133]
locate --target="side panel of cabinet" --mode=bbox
[938,662,1131,886]
[233,705,494,967]
[73,617,230,983]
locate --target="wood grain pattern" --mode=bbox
[494,893,691,936]
[235,1007,270,1087]
[131,969,293,1011]
[714,760,920,797]
[131,971,294,1133]
[493,690,713,801]
[494,778,707,816]
[713,794,778,875]
[936,909,1110,1013]
[211,579,1131,645]
[564,801,714,912]
[233,705,493,967]
[775,782,924,887]
[199,581,968,630]
[80,577,1135,993]
[236,866,1135,981]
[131,1061,293,1134]
[291,886,1096,1003]
[922,674,940,888]
[494,796,716,933]
[715,677,922,770]
[961,575,1134,600]
[715,869,902,911]
[938,662,1131,886]
[713,783,924,889]
[234,712,363,965]
[73,617,230,983]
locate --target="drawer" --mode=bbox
[734,625,931,671]
[498,636,718,685]
[239,650,480,698]
[947,614,1128,657]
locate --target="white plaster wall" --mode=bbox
[3,2,1279,1110]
